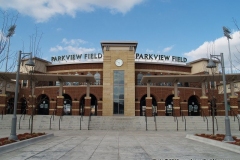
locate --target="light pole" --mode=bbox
[223,26,232,74]
[207,53,234,142]
[9,51,35,141]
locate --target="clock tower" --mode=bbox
[101,41,138,116]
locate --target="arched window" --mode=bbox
[137,72,143,85]
[94,72,101,85]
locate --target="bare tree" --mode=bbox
[0,10,18,72]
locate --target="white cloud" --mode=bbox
[50,38,95,54]
[184,31,240,73]
[56,28,62,32]
[146,49,154,53]
[62,38,87,46]
[163,45,173,53]
[0,0,145,22]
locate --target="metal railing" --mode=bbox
[231,110,240,131]
[1,109,3,120]
[29,115,33,129]
[80,115,82,130]
[173,110,178,131]
[214,116,218,131]
[201,110,209,131]
[59,116,62,130]
[88,112,92,130]
[174,116,178,131]
[154,113,157,131]
[49,110,55,130]
[181,111,186,131]
[19,108,27,129]
[145,113,147,131]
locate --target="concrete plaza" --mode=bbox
[0,129,240,160]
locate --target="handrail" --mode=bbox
[231,110,240,131]
[49,111,55,130]
[154,113,157,131]
[173,109,178,131]
[201,110,209,131]
[59,116,62,130]
[174,116,178,131]
[88,112,92,130]
[181,111,186,131]
[80,115,82,130]
[1,109,3,120]
[29,115,33,129]
[19,108,27,129]
[145,113,147,131]
[214,116,218,131]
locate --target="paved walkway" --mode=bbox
[0,129,240,160]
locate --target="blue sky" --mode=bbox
[0,0,240,72]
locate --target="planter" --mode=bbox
[0,133,54,154]
[186,134,240,154]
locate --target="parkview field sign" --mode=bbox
[51,53,187,63]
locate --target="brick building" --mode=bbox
[0,41,240,117]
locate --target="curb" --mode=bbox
[186,134,240,154]
[0,133,54,155]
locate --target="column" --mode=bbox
[72,100,80,115]
[229,82,238,115]
[84,97,91,116]
[56,81,64,116]
[145,97,152,117]
[0,94,7,114]
[49,99,56,115]
[157,101,165,116]
[97,101,102,116]
[135,101,140,116]
[200,97,210,116]
[200,82,209,116]
[28,95,36,115]
[0,80,7,114]
[145,81,152,117]
[173,97,180,116]
[173,82,180,116]
[56,96,64,116]
[180,101,188,116]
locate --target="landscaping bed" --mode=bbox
[0,132,53,155]
[195,133,240,146]
[0,132,46,146]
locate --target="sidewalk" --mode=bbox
[0,129,240,160]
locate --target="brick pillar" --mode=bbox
[173,97,180,116]
[135,101,140,116]
[97,101,102,116]
[0,94,7,114]
[216,103,225,116]
[229,96,238,115]
[28,95,36,115]
[72,100,79,115]
[200,96,210,116]
[145,97,152,117]
[180,102,188,116]
[157,101,165,116]
[84,97,91,116]
[17,101,21,114]
[49,100,56,115]
[56,96,64,116]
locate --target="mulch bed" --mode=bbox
[195,133,240,146]
[0,132,45,146]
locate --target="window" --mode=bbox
[94,72,101,85]
[137,72,143,85]
[113,70,124,114]
[73,72,79,85]
[22,80,28,87]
